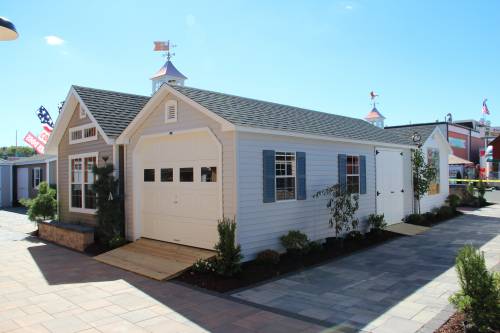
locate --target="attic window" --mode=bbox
[69,123,98,144]
[79,106,87,119]
[165,100,178,123]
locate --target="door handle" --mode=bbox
[376,191,380,196]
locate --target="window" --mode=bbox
[346,155,360,194]
[161,168,173,182]
[79,106,87,119]
[201,167,217,182]
[33,167,42,189]
[69,124,97,144]
[180,168,193,182]
[144,169,155,182]
[70,154,96,212]
[165,100,178,123]
[427,148,440,194]
[275,152,295,200]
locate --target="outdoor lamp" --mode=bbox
[412,132,422,148]
[0,17,18,41]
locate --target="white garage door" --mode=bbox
[376,149,405,225]
[137,131,221,249]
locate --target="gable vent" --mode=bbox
[165,100,178,123]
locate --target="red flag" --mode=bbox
[482,98,490,115]
[23,132,45,154]
[153,41,169,51]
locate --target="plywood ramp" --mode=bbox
[94,238,215,280]
[386,223,430,236]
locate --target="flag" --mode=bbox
[482,98,490,115]
[153,41,169,51]
[370,91,379,100]
[36,106,54,128]
[23,132,45,154]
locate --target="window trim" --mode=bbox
[346,154,360,194]
[69,123,98,144]
[33,167,42,189]
[275,151,296,202]
[165,100,178,123]
[68,152,98,214]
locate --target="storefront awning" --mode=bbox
[449,154,474,165]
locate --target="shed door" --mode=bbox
[376,149,405,224]
[137,131,221,249]
[17,168,29,201]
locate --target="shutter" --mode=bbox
[31,169,35,188]
[39,168,43,183]
[296,152,306,200]
[359,155,366,194]
[338,154,347,192]
[262,150,275,203]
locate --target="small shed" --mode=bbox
[0,160,12,208]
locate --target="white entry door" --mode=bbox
[376,149,405,225]
[17,168,29,201]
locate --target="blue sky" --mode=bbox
[1,1,499,147]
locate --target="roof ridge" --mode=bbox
[72,85,150,99]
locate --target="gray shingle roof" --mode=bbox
[384,124,439,145]
[170,85,410,145]
[73,86,150,139]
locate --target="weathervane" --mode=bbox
[153,40,177,60]
[370,91,379,108]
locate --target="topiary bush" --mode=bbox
[20,182,57,222]
[255,249,280,266]
[280,230,310,255]
[214,217,243,277]
[449,245,500,332]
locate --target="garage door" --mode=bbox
[136,130,221,249]
[376,149,405,225]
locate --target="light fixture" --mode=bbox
[412,132,422,148]
[0,17,18,41]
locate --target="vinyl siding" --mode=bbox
[236,132,384,260]
[49,160,57,187]
[124,92,236,240]
[58,103,113,225]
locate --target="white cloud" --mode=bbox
[345,5,353,10]
[185,14,196,27]
[44,35,65,46]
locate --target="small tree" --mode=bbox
[314,184,359,238]
[412,149,437,214]
[93,164,124,248]
[214,217,242,276]
[20,182,57,222]
[449,245,500,332]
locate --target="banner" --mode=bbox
[23,132,45,154]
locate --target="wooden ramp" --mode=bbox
[386,223,430,236]
[94,238,215,280]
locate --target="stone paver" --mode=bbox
[233,205,500,333]
[0,208,326,333]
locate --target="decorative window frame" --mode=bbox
[68,152,98,214]
[79,106,87,119]
[275,151,296,201]
[165,100,178,123]
[346,154,360,194]
[69,123,98,144]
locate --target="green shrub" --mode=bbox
[345,230,363,242]
[446,194,461,210]
[422,212,436,225]
[477,180,487,205]
[280,230,310,254]
[367,214,387,234]
[449,245,500,332]
[108,235,127,249]
[192,258,216,274]
[436,205,455,220]
[307,241,324,254]
[404,213,424,225]
[20,182,57,222]
[255,249,280,266]
[214,217,243,277]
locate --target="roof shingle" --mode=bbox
[384,124,439,146]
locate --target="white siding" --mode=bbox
[236,132,385,260]
[0,165,12,207]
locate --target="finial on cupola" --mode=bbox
[364,91,385,128]
[150,40,188,94]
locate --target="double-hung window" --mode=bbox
[346,155,360,194]
[275,152,296,201]
[70,153,97,212]
[33,167,42,189]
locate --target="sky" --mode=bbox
[1,0,500,147]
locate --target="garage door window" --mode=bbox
[275,152,295,201]
[161,168,173,182]
[70,153,97,212]
[180,168,194,182]
[144,169,155,182]
[201,167,217,182]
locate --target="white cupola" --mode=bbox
[364,106,386,128]
[150,54,188,94]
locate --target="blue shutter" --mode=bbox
[296,152,306,200]
[263,150,275,203]
[338,154,347,192]
[359,155,366,194]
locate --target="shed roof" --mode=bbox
[384,124,439,146]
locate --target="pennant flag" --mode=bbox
[482,98,490,115]
[370,91,379,100]
[36,106,54,128]
[153,41,169,51]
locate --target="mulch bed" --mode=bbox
[175,230,399,293]
[435,312,465,333]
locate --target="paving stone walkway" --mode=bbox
[232,205,500,333]
[0,208,325,333]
